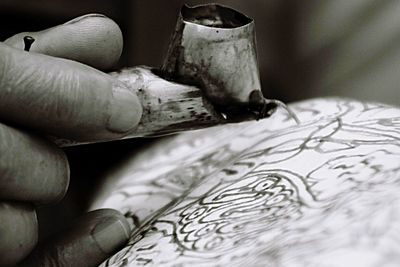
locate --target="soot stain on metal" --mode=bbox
[161,4,270,121]
[181,4,252,28]
[161,19,185,82]
[161,4,300,125]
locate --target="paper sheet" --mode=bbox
[92,98,400,267]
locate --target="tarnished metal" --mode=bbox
[52,4,298,146]
[161,4,276,118]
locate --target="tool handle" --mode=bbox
[52,66,229,147]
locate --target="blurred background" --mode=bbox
[3,0,400,104]
[1,0,399,240]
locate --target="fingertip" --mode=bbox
[4,14,123,70]
[0,43,142,142]
[0,202,38,267]
[90,209,131,255]
[20,209,131,267]
[107,81,143,134]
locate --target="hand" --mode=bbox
[0,14,142,266]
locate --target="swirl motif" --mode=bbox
[94,98,400,267]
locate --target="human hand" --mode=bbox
[0,14,142,266]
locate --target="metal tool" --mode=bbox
[52,4,298,146]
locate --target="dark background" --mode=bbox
[2,0,399,106]
[1,0,400,240]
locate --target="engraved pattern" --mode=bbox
[91,98,400,267]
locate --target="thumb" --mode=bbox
[19,209,131,267]
[0,43,142,142]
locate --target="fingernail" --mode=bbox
[91,217,130,254]
[107,82,142,133]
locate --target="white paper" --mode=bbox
[92,98,400,267]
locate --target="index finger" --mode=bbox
[4,14,123,70]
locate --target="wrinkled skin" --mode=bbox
[0,14,142,267]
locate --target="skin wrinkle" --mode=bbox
[1,14,140,143]
[0,14,133,265]
[1,46,110,138]
[3,51,50,109]
[0,127,14,184]
[17,66,53,116]
[55,70,79,121]
[51,69,77,121]
[1,18,138,140]
[45,66,86,126]
[0,47,9,92]
[2,48,20,95]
